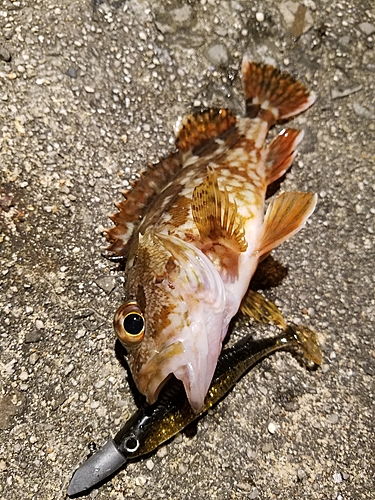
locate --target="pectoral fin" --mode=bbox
[192,168,248,253]
[240,289,286,329]
[258,192,317,257]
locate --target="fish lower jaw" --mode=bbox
[143,368,205,414]
[143,376,170,406]
[173,365,207,414]
[137,348,211,413]
[136,341,186,404]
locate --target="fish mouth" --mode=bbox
[137,341,186,405]
[137,339,214,413]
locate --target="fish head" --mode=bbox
[113,229,227,413]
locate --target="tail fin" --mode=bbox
[241,57,316,124]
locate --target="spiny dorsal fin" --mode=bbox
[265,128,304,185]
[240,289,286,329]
[192,167,247,253]
[241,57,316,124]
[104,150,183,256]
[176,108,237,153]
[258,192,317,257]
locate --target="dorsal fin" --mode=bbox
[104,151,183,256]
[176,108,237,153]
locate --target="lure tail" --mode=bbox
[290,323,323,365]
[241,57,316,123]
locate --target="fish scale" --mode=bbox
[157,139,264,234]
[107,57,317,413]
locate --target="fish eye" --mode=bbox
[114,301,145,345]
[123,313,144,335]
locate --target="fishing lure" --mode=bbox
[67,324,321,495]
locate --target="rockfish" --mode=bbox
[106,57,317,413]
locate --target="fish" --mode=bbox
[105,57,317,413]
[67,323,322,496]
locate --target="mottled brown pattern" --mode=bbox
[152,301,173,336]
[124,233,180,376]
[136,284,146,312]
[109,112,264,245]
[137,179,186,233]
[176,108,237,152]
[152,121,263,233]
[242,59,312,121]
[235,134,257,154]
[105,150,183,256]
[167,196,191,229]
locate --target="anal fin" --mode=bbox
[258,192,317,257]
[240,289,286,329]
[265,129,304,185]
[192,168,247,253]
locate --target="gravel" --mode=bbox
[1,0,374,499]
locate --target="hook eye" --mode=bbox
[124,435,140,453]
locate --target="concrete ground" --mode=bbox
[0,0,374,499]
